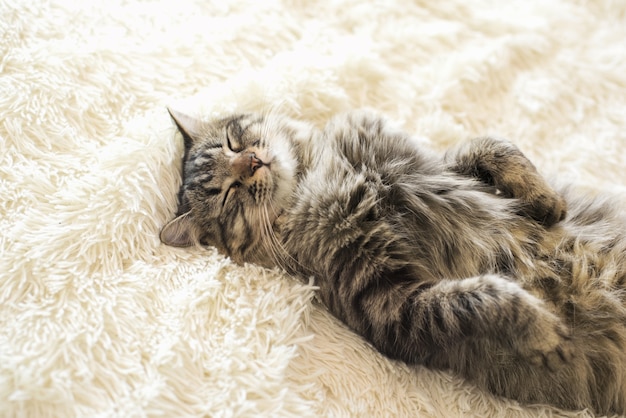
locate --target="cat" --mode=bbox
[160,108,626,415]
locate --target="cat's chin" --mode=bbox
[261,151,298,210]
[268,172,297,211]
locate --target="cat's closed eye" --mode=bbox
[222,181,241,207]
[226,134,239,152]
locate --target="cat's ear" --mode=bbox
[160,212,197,247]
[167,107,204,150]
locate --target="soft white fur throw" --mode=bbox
[1,0,625,417]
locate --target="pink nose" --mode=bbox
[250,154,262,173]
[231,152,264,178]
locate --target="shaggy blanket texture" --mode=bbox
[1,0,625,417]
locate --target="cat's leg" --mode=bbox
[444,137,567,226]
[363,273,573,370]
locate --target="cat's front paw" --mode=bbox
[520,190,567,227]
[516,314,574,371]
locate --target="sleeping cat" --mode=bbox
[160,108,626,415]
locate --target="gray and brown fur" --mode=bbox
[161,109,626,415]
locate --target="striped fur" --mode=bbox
[162,109,626,415]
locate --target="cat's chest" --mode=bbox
[279,159,392,267]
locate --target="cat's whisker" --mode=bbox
[263,193,309,270]
[260,107,281,148]
[263,209,291,271]
[270,210,313,275]
[265,194,283,223]
[256,205,277,261]
[259,102,293,149]
[259,210,279,266]
[259,204,310,274]
[258,205,288,270]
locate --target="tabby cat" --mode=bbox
[160,109,626,415]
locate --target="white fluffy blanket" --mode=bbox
[2,0,625,417]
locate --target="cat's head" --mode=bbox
[160,108,310,265]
